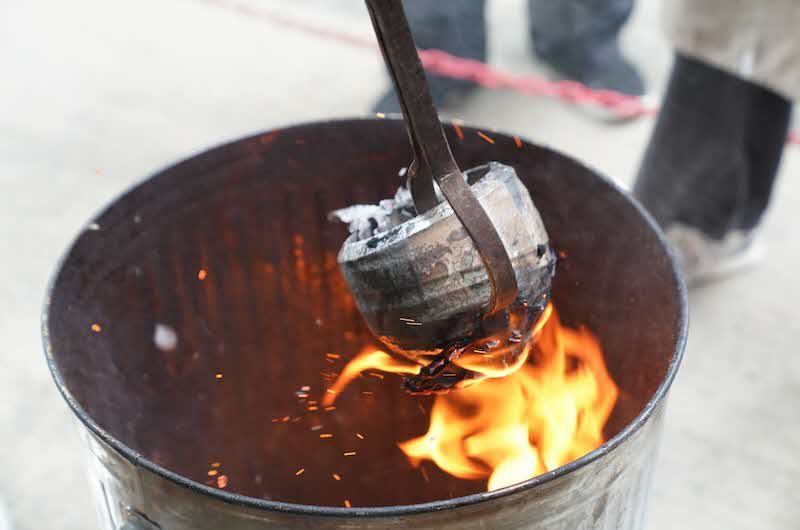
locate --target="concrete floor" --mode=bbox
[1,0,798,528]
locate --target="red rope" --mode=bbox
[200,0,799,145]
[418,49,655,118]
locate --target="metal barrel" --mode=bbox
[43,119,687,530]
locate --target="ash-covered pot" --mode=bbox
[43,118,687,530]
[336,162,555,370]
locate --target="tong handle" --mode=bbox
[365,0,518,314]
[365,0,452,212]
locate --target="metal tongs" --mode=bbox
[364,0,518,316]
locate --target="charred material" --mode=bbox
[402,296,550,394]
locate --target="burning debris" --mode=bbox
[324,303,618,492]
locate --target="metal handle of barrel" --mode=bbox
[364,0,518,315]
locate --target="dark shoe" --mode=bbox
[537,40,645,96]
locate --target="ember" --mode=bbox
[477,131,495,144]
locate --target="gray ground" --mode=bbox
[1,0,798,528]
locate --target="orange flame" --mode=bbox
[322,350,420,407]
[324,303,618,492]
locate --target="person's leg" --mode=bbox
[635,54,749,237]
[633,53,791,283]
[635,53,790,236]
[740,85,793,231]
[372,0,487,113]
[528,0,644,95]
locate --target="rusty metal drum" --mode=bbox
[43,119,687,529]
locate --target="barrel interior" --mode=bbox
[46,119,682,507]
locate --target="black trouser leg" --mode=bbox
[373,0,487,112]
[529,0,633,57]
[528,0,643,95]
[633,53,792,238]
[741,82,793,230]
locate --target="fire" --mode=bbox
[324,303,618,492]
[322,350,420,406]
